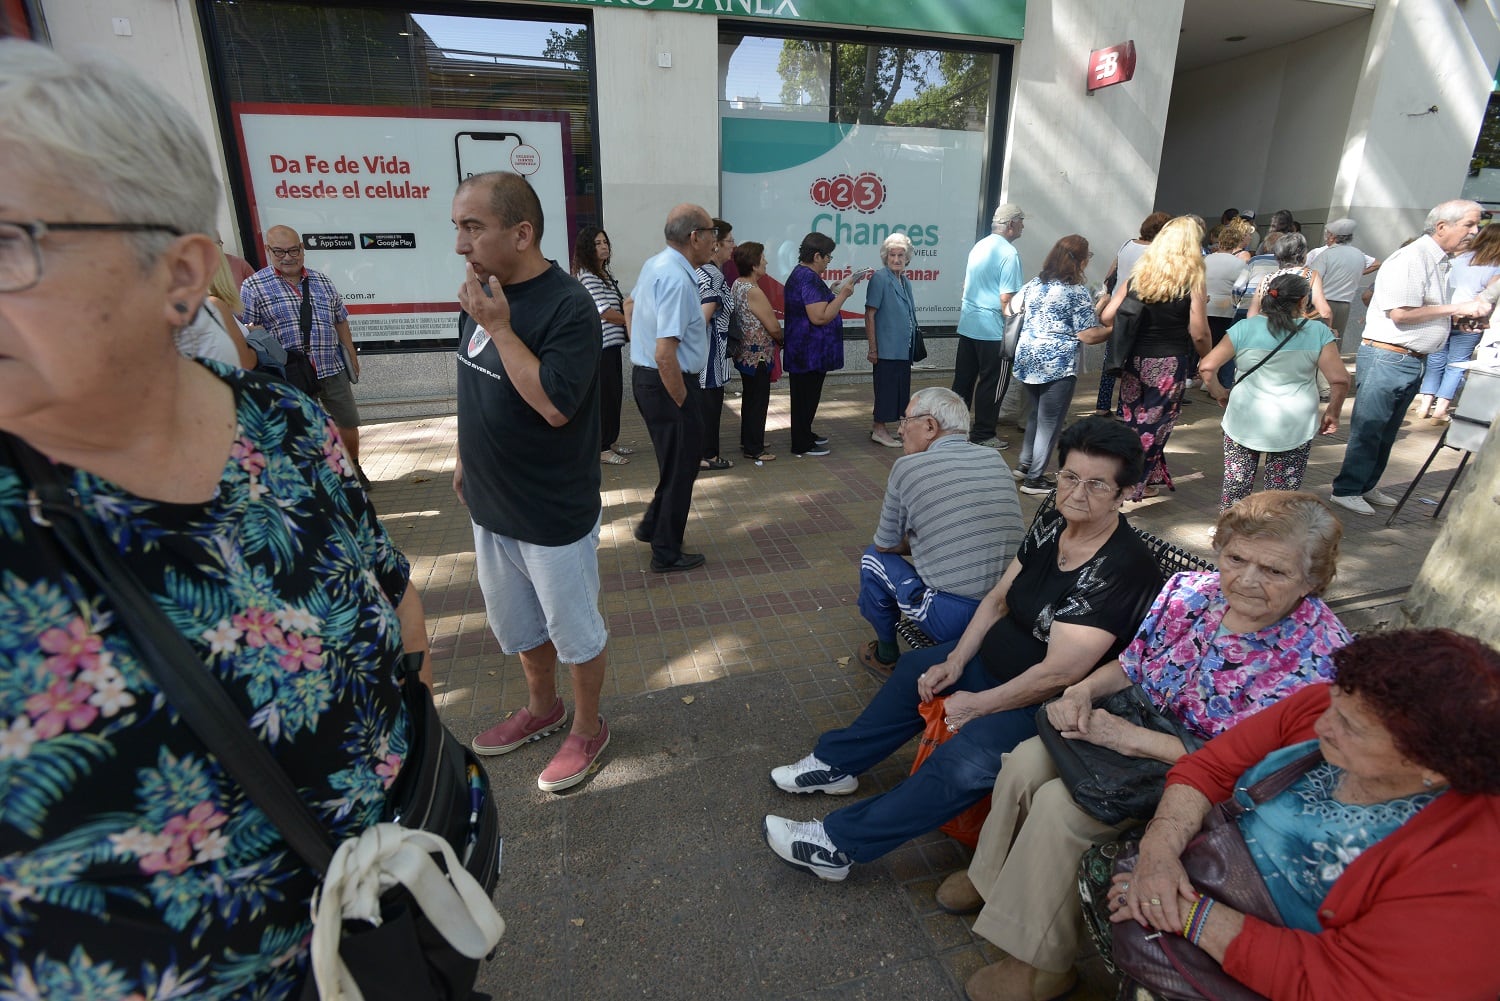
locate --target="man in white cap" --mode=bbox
[1310,217,1381,334]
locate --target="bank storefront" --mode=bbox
[199,0,1022,383]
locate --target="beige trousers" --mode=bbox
[968,735,1133,973]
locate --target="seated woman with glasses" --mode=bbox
[763,416,1164,882]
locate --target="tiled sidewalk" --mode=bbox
[359,367,1463,1000]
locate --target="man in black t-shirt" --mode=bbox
[451,171,611,794]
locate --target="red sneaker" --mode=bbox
[537,718,611,792]
[471,698,567,756]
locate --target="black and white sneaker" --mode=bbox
[770,753,858,794]
[763,815,851,881]
[813,434,830,446]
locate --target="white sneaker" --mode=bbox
[1364,489,1398,508]
[770,753,858,794]
[763,815,851,881]
[870,429,901,448]
[1329,493,1375,516]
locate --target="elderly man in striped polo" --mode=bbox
[856,387,1025,678]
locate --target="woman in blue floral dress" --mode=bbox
[1011,235,1111,494]
[0,42,429,1000]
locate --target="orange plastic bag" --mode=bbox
[911,696,992,848]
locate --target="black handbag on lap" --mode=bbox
[1036,684,1203,825]
[7,435,503,1001]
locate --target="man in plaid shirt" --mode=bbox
[240,225,369,487]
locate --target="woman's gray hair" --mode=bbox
[0,40,218,265]
[907,387,971,436]
[1424,199,1483,234]
[1211,491,1342,594]
[1272,232,1308,266]
[879,231,914,263]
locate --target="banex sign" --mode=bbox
[1087,41,1136,93]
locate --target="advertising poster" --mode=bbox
[232,105,574,343]
[720,116,985,328]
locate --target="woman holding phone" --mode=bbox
[782,232,871,457]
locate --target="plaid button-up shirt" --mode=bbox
[239,266,350,377]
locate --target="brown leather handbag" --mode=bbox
[1107,749,1322,1001]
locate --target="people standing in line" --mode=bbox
[855,388,1025,676]
[1094,212,1170,415]
[1308,217,1381,338]
[1101,216,1212,501]
[1257,208,1296,253]
[241,225,370,487]
[954,204,1026,448]
[730,241,782,463]
[865,232,921,448]
[573,226,633,466]
[452,172,612,792]
[696,218,737,471]
[783,232,870,457]
[1011,235,1111,494]
[1244,232,1334,326]
[630,205,718,570]
[1413,221,1500,423]
[1232,234,1282,324]
[1329,200,1492,517]
[1199,273,1350,509]
[1204,218,1256,387]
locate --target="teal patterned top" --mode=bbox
[0,362,412,999]
[1236,740,1441,932]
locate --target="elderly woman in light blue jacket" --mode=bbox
[864,232,921,447]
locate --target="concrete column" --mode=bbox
[1401,417,1500,648]
[1002,0,1185,268]
[1331,0,1500,255]
[593,9,721,291]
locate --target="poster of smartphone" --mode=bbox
[454,131,523,183]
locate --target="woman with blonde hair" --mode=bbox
[1101,216,1211,500]
[174,249,257,368]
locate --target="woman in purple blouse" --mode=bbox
[934,490,1350,1001]
[782,232,871,456]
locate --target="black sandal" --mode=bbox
[700,456,733,470]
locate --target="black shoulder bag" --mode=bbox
[6,435,502,1001]
[1035,685,1204,826]
[282,277,322,395]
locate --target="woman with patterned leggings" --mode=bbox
[1199,272,1351,509]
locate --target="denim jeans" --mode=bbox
[1419,331,1482,401]
[816,642,1041,863]
[1331,343,1424,498]
[1017,377,1077,478]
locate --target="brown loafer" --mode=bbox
[935,868,984,914]
[965,957,1077,1001]
[856,641,896,681]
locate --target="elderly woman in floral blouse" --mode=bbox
[937,491,1350,1001]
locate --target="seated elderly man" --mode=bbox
[857,387,1024,677]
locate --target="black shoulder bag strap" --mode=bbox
[298,276,315,356]
[5,434,334,874]
[1231,320,1304,385]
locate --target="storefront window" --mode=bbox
[204,3,596,346]
[719,30,1002,329]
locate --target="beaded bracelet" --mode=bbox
[1182,897,1216,945]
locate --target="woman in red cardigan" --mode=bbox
[1108,628,1500,1000]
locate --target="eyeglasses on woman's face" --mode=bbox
[1056,469,1118,497]
[0,219,182,293]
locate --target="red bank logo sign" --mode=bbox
[809,172,886,215]
[1087,41,1136,93]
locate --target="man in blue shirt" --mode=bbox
[953,204,1025,449]
[630,204,717,571]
